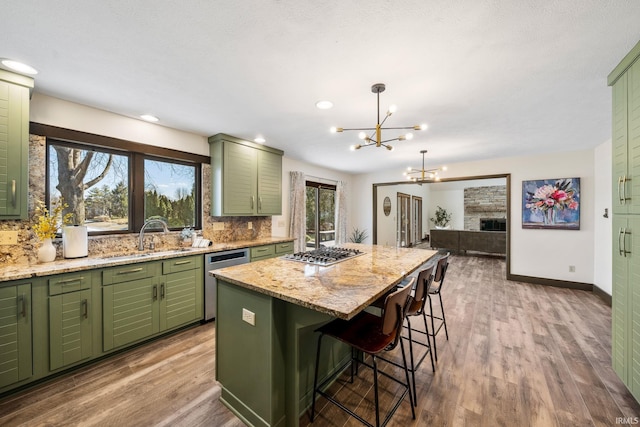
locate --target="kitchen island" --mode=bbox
[211,243,437,427]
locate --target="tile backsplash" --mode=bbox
[0,134,272,266]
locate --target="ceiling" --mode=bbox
[3,1,640,175]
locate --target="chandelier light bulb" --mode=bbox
[420,123,428,130]
[442,166,448,171]
[388,104,397,114]
[358,132,367,140]
[406,133,414,140]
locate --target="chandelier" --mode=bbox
[330,83,427,151]
[403,150,446,182]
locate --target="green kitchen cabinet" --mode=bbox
[610,40,640,403]
[250,241,293,262]
[103,256,203,351]
[48,273,93,371]
[612,215,640,401]
[0,70,33,219]
[0,282,32,389]
[209,133,283,216]
[102,262,160,351]
[610,44,640,215]
[160,256,203,330]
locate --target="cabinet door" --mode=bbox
[49,289,92,371]
[103,277,159,351]
[0,75,30,219]
[223,141,257,215]
[257,149,282,215]
[628,216,640,399]
[612,75,629,214]
[628,61,640,214]
[160,268,203,331]
[0,283,32,388]
[612,216,630,381]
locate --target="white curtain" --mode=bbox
[289,171,306,252]
[334,180,348,245]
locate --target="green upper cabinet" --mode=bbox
[209,133,283,216]
[610,43,640,215]
[0,70,33,219]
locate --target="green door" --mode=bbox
[628,61,640,214]
[612,215,630,382]
[612,74,629,214]
[103,277,159,351]
[223,141,257,215]
[628,216,640,399]
[257,149,282,215]
[160,268,203,331]
[0,283,32,388]
[0,72,31,219]
[49,289,92,371]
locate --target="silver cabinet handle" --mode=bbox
[160,283,165,300]
[174,260,191,265]
[82,299,88,319]
[251,196,255,209]
[258,196,262,210]
[619,227,625,256]
[11,180,16,208]
[55,277,84,285]
[624,175,631,204]
[153,285,158,301]
[618,176,624,205]
[117,267,144,275]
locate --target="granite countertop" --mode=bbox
[0,237,293,283]
[211,243,438,320]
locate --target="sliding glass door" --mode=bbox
[306,181,336,249]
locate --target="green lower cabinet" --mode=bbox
[161,257,204,330]
[0,283,32,389]
[103,276,160,351]
[49,289,93,371]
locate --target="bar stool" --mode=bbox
[427,253,450,361]
[310,278,416,427]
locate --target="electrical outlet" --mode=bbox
[212,222,224,231]
[569,265,575,273]
[242,308,255,326]
[0,231,18,245]
[248,222,253,230]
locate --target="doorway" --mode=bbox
[397,193,411,247]
[412,196,423,245]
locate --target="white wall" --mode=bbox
[353,149,600,286]
[594,140,612,294]
[30,93,209,155]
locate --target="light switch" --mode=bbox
[248,222,253,230]
[0,231,18,245]
[212,222,224,231]
[242,308,256,326]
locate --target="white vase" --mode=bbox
[38,238,57,263]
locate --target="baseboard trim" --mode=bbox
[507,273,592,291]
[592,284,612,307]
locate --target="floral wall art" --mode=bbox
[522,178,580,230]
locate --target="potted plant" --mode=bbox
[180,227,194,247]
[349,227,369,243]
[430,206,452,229]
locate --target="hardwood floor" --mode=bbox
[1,254,638,427]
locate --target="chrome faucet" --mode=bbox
[138,219,169,251]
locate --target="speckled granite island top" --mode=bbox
[0,237,293,283]
[211,243,438,320]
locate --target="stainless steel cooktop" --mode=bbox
[282,247,364,266]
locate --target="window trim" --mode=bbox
[40,124,205,234]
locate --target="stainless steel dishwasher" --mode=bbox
[204,248,249,321]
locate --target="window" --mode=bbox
[46,135,202,234]
[305,181,336,249]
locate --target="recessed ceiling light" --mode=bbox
[1,59,38,75]
[315,100,333,110]
[140,114,159,122]
[254,136,266,144]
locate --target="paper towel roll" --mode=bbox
[63,225,88,258]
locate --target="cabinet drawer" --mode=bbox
[275,241,294,254]
[162,256,199,274]
[250,244,275,260]
[49,273,90,295]
[102,263,154,285]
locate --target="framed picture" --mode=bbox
[522,177,580,230]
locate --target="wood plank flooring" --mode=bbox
[1,254,639,427]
